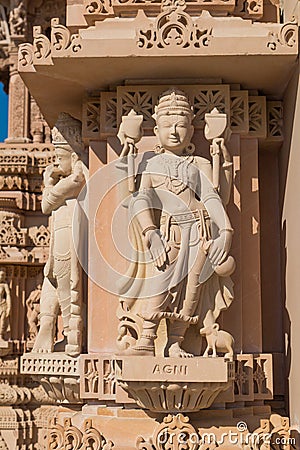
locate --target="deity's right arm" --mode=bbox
[130,172,157,240]
[42,167,83,215]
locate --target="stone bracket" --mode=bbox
[80,353,273,408]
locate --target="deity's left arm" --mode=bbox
[219,141,233,206]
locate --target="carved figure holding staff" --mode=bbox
[117,88,235,357]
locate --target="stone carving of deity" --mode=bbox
[26,284,41,342]
[0,270,11,342]
[9,0,26,36]
[32,113,87,356]
[117,88,235,358]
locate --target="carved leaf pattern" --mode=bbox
[231,95,245,128]
[268,103,283,138]
[106,97,118,131]
[87,102,100,133]
[249,101,262,133]
[121,91,154,122]
[194,90,226,123]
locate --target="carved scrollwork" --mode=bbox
[234,0,263,19]
[51,18,82,54]
[156,415,198,450]
[84,0,114,15]
[33,26,51,62]
[29,225,50,247]
[18,43,34,70]
[48,418,64,450]
[47,418,114,450]
[137,2,212,50]
[0,216,27,246]
[64,418,83,450]
[82,419,105,449]
[267,23,298,51]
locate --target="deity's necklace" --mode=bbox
[157,151,194,195]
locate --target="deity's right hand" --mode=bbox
[146,229,169,269]
[43,164,62,187]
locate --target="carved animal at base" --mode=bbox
[200,322,234,359]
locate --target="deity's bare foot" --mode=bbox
[32,331,53,353]
[32,319,54,353]
[167,342,194,358]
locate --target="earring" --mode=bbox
[185,143,195,155]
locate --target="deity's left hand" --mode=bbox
[208,231,232,267]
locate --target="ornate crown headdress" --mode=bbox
[153,88,195,121]
[51,112,83,154]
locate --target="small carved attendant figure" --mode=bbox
[9,0,26,36]
[32,113,87,356]
[0,270,11,342]
[118,88,235,357]
[26,284,41,342]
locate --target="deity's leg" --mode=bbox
[125,292,171,356]
[166,247,207,358]
[56,271,71,341]
[0,308,6,340]
[33,278,59,353]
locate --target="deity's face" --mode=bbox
[154,114,194,154]
[0,272,5,283]
[54,148,73,176]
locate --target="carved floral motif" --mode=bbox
[137,1,212,50]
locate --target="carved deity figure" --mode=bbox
[9,0,26,36]
[0,270,11,342]
[32,113,87,356]
[118,88,234,357]
[26,284,41,342]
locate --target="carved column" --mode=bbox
[5,47,30,143]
